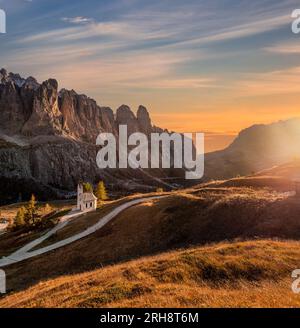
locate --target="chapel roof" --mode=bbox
[82,192,97,202]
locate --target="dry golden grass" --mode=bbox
[255,160,300,179]
[32,192,168,250]
[1,240,300,308]
[1,186,300,297]
[0,192,167,256]
[1,182,300,309]
[199,176,293,191]
[200,160,300,192]
[0,200,75,257]
[0,199,75,223]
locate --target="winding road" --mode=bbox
[0,196,162,268]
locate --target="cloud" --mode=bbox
[236,66,300,96]
[165,14,290,49]
[265,41,300,54]
[18,21,133,43]
[5,43,213,91]
[62,16,94,24]
[122,78,216,89]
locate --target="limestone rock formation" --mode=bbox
[137,105,152,135]
[0,69,173,203]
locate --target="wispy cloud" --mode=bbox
[122,78,216,89]
[17,21,135,43]
[265,41,300,54]
[166,14,291,49]
[236,66,300,96]
[62,16,94,24]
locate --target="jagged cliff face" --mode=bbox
[59,89,119,142]
[0,69,154,141]
[0,69,173,204]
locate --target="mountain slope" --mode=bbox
[1,240,299,308]
[254,160,300,179]
[2,185,300,295]
[204,118,300,180]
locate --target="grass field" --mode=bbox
[1,170,300,308]
[0,186,299,296]
[31,192,168,251]
[0,240,299,308]
[0,199,75,226]
[0,200,75,257]
[0,193,165,256]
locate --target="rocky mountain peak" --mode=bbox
[43,78,58,90]
[0,69,39,92]
[116,104,136,119]
[0,70,160,142]
[0,68,25,87]
[115,105,137,134]
[0,68,8,81]
[137,105,152,135]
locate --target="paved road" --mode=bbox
[0,196,162,268]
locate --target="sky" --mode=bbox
[0,0,300,151]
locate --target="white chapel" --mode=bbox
[77,183,97,212]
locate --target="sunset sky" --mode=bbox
[0,0,300,151]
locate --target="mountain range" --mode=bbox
[0,69,175,203]
[0,68,300,203]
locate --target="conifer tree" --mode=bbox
[14,207,26,229]
[83,182,93,193]
[96,181,108,202]
[24,194,39,226]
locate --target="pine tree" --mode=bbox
[24,194,39,227]
[96,181,108,202]
[83,182,93,193]
[14,207,25,229]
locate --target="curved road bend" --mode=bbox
[0,196,163,268]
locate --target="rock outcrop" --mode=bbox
[0,69,174,204]
[0,69,156,142]
[137,105,152,135]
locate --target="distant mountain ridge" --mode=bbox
[204,118,300,180]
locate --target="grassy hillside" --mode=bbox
[254,160,300,179]
[0,193,164,257]
[2,186,300,296]
[200,160,300,191]
[200,176,293,191]
[1,240,299,308]
[0,200,74,257]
